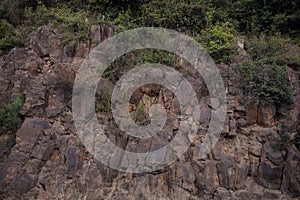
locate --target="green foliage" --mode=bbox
[138,49,175,66]
[0,0,37,25]
[233,33,295,106]
[223,0,300,36]
[24,2,49,29]
[111,8,136,30]
[0,19,23,54]
[245,34,290,63]
[233,62,292,106]
[102,49,176,81]
[286,55,300,71]
[139,0,206,34]
[0,95,24,134]
[50,5,90,47]
[96,86,111,113]
[131,100,148,126]
[198,16,235,63]
[96,8,136,31]
[246,34,300,71]
[23,2,90,51]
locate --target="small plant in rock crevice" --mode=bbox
[96,86,111,113]
[0,95,24,134]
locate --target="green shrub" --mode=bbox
[245,33,290,64]
[138,49,175,66]
[139,0,205,34]
[130,100,149,126]
[0,19,23,55]
[102,49,176,81]
[96,86,111,113]
[49,5,90,49]
[24,2,90,50]
[198,11,235,63]
[24,2,49,29]
[233,33,295,106]
[0,95,24,134]
[233,61,293,106]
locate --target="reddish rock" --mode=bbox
[257,104,276,127]
[0,119,49,195]
[246,103,258,125]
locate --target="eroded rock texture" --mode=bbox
[0,24,300,199]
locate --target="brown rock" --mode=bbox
[234,190,263,200]
[257,142,284,190]
[246,103,258,125]
[90,24,116,48]
[217,156,235,189]
[176,162,197,193]
[20,77,47,117]
[282,146,300,197]
[262,142,284,166]
[249,140,262,156]
[257,160,282,189]
[26,24,65,63]
[45,88,66,117]
[16,119,49,153]
[263,189,282,199]
[6,169,37,195]
[249,154,260,176]
[257,104,276,126]
[0,119,49,192]
[203,160,219,194]
[66,146,83,177]
[214,187,232,200]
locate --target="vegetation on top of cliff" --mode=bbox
[197,10,236,63]
[0,0,299,50]
[23,2,91,52]
[233,62,293,106]
[0,0,299,105]
[231,33,296,106]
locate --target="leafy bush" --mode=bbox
[245,34,290,63]
[0,95,24,134]
[233,61,292,106]
[0,19,23,55]
[138,49,175,66]
[24,2,49,29]
[24,2,90,51]
[198,20,235,63]
[50,5,90,43]
[139,0,205,34]
[232,33,295,106]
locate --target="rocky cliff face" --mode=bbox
[0,24,300,199]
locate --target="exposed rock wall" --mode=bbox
[0,24,300,199]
